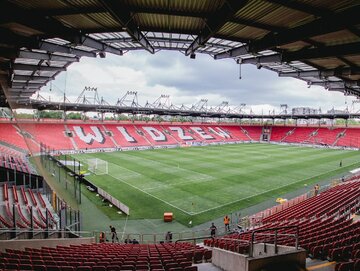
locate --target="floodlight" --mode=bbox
[190,53,196,59]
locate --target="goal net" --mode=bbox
[87,158,108,175]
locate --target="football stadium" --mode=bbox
[0,1,359,271]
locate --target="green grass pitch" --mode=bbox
[72,143,360,226]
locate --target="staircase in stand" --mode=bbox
[332,129,347,147]
[280,127,296,142]
[240,126,253,141]
[302,128,319,144]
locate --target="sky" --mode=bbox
[38,50,357,114]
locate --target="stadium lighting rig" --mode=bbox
[116,91,140,108]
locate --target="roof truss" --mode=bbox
[214,5,360,59]
[185,0,248,56]
[99,0,155,54]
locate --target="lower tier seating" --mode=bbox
[0,242,211,271]
[203,179,360,269]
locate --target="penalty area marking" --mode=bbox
[75,156,192,214]
[105,170,192,215]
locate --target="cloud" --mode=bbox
[38,50,349,113]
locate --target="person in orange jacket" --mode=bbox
[224,215,230,231]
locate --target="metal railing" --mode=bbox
[0,228,93,240]
[175,236,214,246]
[249,225,299,257]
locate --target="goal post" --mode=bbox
[87,158,108,175]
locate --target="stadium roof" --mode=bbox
[0,0,359,108]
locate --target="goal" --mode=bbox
[87,158,108,175]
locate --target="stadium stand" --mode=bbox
[67,124,117,150]
[20,123,74,151]
[0,242,209,271]
[204,179,360,267]
[271,126,348,146]
[137,125,179,146]
[336,128,360,149]
[0,153,31,173]
[0,183,57,230]
[240,126,263,141]
[268,126,294,142]
[280,127,316,144]
[4,121,360,152]
[0,123,29,150]
[307,127,346,146]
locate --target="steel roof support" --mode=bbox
[13,75,54,81]
[11,82,45,88]
[279,67,360,78]
[18,51,80,62]
[185,0,248,56]
[283,42,360,62]
[38,42,96,57]
[0,1,122,56]
[266,0,330,16]
[215,5,360,59]
[12,64,66,72]
[99,0,155,54]
[236,42,360,64]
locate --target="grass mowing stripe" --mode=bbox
[72,143,360,226]
[192,160,360,215]
[75,155,192,214]
[106,169,192,215]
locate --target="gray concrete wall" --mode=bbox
[212,244,306,271]
[0,237,95,252]
[212,247,248,271]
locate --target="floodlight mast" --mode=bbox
[215,101,229,113]
[351,99,360,113]
[116,91,140,107]
[191,99,208,112]
[151,94,171,109]
[75,87,100,105]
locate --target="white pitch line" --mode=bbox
[126,153,215,180]
[191,160,360,215]
[105,170,192,215]
[145,219,158,228]
[76,156,192,215]
[143,176,215,191]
